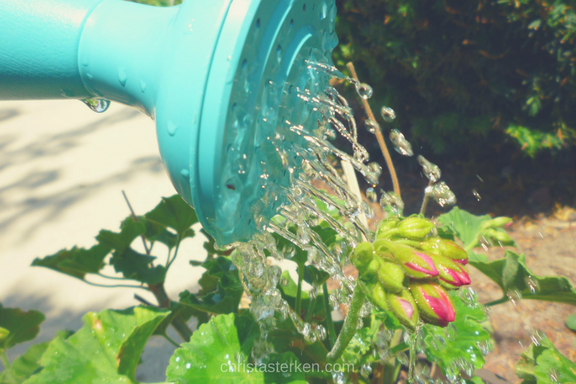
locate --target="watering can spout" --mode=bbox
[0,0,340,245]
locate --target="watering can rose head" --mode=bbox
[352,216,470,328]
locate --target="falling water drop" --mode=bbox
[355,83,373,99]
[389,129,413,156]
[473,189,481,201]
[365,118,378,134]
[81,98,110,113]
[380,106,396,122]
[417,155,441,183]
[429,182,457,207]
[366,187,378,203]
[360,364,373,379]
[118,67,127,86]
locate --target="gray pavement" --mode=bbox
[0,100,206,381]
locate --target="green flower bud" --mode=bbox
[375,240,439,279]
[377,262,405,293]
[481,216,513,229]
[351,242,374,271]
[396,216,435,240]
[387,289,420,330]
[369,282,390,312]
[410,282,455,327]
[376,217,400,239]
[421,238,468,265]
[482,228,515,246]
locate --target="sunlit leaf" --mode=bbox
[422,291,492,374]
[516,334,576,384]
[145,196,198,238]
[166,313,306,384]
[472,251,576,305]
[24,307,168,384]
[32,244,110,280]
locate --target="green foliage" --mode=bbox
[0,305,45,351]
[166,313,306,384]
[516,334,576,384]
[566,314,576,332]
[23,307,168,384]
[334,0,576,156]
[422,291,492,375]
[437,207,514,251]
[472,250,576,305]
[179,256,243,315]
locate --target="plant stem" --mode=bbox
[346,62,401,199]
[122,190,151,256]
[295,263,304,316]
[485,296,509,307]
[162,333,180,348]
[84,281,149,290]
[419,180,434,216]
[326,284,366,362]
[382,329,404,384]
[0,349,10,369]
[149,283,193,342]
[322,283,336,348]
[166,240,181,270]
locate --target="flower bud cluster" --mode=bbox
[351,216,470,329]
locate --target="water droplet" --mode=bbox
[473,189,481,201]
[118,67,127,86]
[181,169,190,178]
[360,364,373,378]
[417,155,441,182]
[389,129,413,156]
[81,98,110,113]
[366,187,377,203]
[140,80,147,93]
[332,371,345,384]
[525,275,540,293]
[380,106,396,122]
[365,118,379,134]
[355,83,373,99]
[380,191,404,216]
[506,288,522,306]
[429,181,457,207]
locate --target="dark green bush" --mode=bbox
[334,0,576,157]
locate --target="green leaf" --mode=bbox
[143,218,178,250]
[338,316,381,366]
[96,217,146,253]
[516,335,576,384]
[0,331,72,384]
[304,266,330,287]
[179,257,243,315]
[110,248,166,285]
[145,195,198,238]
[472,251,576,305]
[24,307,169,384]
[0,327,9,344]
[566,314,576,332]
[465,378,486,384]
[0,305,44,350]
[32,244,111,280]
[166,313,306,384]
[422,291,492,375]
[437,207,514,250]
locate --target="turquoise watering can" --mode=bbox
[0,0,339,245]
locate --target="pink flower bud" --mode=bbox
[410,282,456,327]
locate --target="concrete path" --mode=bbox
[0,100,206,381]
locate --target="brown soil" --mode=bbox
[469,208,576,383]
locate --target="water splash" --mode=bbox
[417,155,441,183]
[81,98,110,113]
